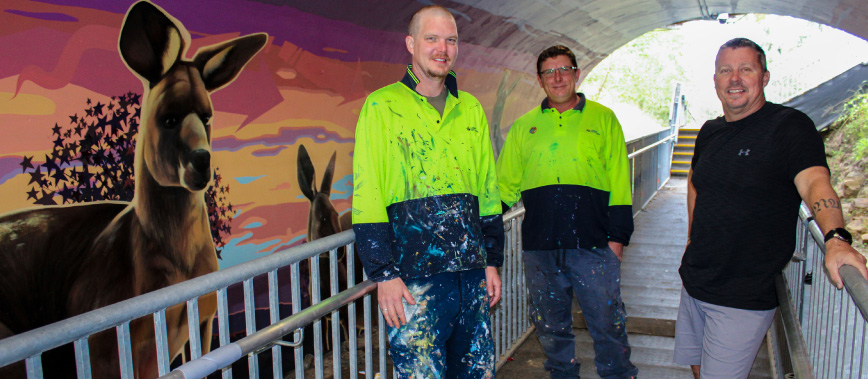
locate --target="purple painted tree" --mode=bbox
[19,93,233,256]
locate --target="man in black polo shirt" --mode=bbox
[673,37,868,379]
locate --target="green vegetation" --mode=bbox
[837,90,868,161]
[825,89,868,250]
[581,29,685,126]
[582,14,868,128]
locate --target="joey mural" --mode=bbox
[0,0,544,376]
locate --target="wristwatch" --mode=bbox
[824,228,853,245]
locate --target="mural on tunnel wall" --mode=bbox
[0,0,546,373]
[0,0,545,270]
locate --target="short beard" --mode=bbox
[422,67,448,80]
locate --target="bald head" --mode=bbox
[408,6,455,37]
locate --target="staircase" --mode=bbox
[671,128,699,176]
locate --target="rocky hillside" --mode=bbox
[823,108,868,253]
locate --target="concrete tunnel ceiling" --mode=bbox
[283,0,868,80]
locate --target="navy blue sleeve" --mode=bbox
[607,205,634,245]
[353,223,399,282]
[481,214,504,267]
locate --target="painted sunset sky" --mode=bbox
[0,0,540,269]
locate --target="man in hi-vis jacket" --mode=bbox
[352,5,504,379]
[496,45,637,379]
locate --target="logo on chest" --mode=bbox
[529,127,537,134]
[738,148,751,156]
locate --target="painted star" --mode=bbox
[20,155,34,172]
[26,188,38,200]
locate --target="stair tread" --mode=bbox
[497,331,772,379]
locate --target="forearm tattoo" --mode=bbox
[812,198,841,213]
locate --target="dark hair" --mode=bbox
[536,45,577,75]
[719,38,767,72]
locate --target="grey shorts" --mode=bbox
[673,287,775,379]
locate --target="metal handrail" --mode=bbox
[1,128,672,377]
[160,207,529,378]
[161,281,378,379]
[799,203,868,319]
[502,205,526,221]
[627,133,677,159]
[0,230,355,367]
[775,274,815,378]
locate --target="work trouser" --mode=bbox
[387,268,494,379]
[524,248,637,379]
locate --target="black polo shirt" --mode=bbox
[680,102,828,310]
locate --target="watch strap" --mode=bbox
[824,228,853,245]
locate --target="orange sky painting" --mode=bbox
[0,0,540,269]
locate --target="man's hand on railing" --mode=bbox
[824,238,868,289]
[378,278,416,327]
[486,266,502,308]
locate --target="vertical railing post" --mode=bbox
[116,322,134,378]
[243,277,259,378]
[291,262,304,379]
[268,269,284,379]
[73,337,92,379]
[153,308,171,376]
[311,254,324,378]
[25,354,43,379]
[378,310,387,378]
[217,287,233,379]
[348,242,359,379]
[186,298,202,360]
[329,248,341,379]
[363,269,373,379]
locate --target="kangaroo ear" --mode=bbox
[118,1,186,84]
[320,152,336,196]
[297,145,316,201]
[193,33,267,93]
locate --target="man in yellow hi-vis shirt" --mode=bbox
[497,45,637,379]
[352,5,503,378]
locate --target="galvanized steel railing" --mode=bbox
[626,129,677,216]
[0,229,357,378]
[161,208,528,379]
[0,128,674,379]
[494,209,531,371]
[772,203,868,379]
[0,208,529,379]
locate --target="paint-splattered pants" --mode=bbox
[524,248,637,379]
[387,269,494,379]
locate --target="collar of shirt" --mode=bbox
[400,64,459,98]
[541,92,586,113]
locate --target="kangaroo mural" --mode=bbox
[0,1,266,377]
[297,144,342,242]
[296,143,353,350]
